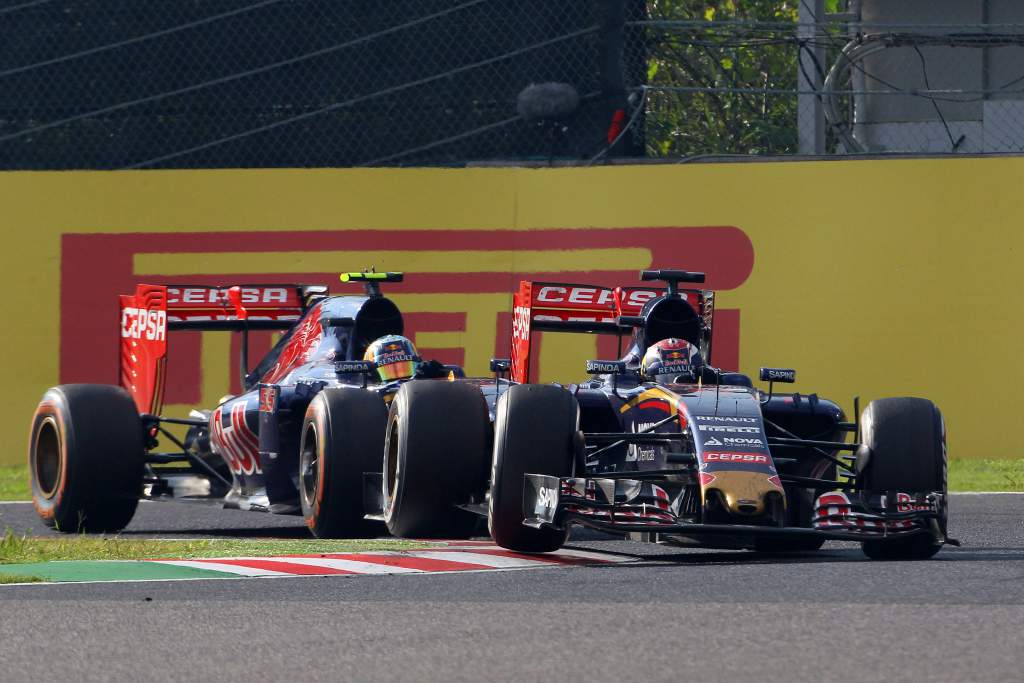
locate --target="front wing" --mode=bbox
[523,474,946,544]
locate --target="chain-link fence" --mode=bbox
[0,0,1022,169]
[634,0,1024,158]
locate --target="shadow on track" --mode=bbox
[564,542,1024,568]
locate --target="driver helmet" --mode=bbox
[363,334,421,382]
[640,338,703,383]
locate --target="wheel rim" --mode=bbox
[384,417,400,514]
[299,424,319,510]
[33,417,62,499]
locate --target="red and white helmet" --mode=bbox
[640,338,703,383]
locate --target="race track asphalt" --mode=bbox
[0,494,1021,682]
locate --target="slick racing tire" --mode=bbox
[489,385,578,553]
[28,384,144,533]
[300,388,388,538]
[383,381,489,539]
[857,397,947,561]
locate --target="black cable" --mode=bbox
[912,44,962,151]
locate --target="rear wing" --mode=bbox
[119,283,326,414]
[509,280,715,384]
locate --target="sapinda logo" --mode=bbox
[586,360,624,374]
[120,307,167,341]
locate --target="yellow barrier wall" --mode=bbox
[1,158,1021,464]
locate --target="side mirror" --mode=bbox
[759,367,796,383]
[586,360,627,375]
[490,358,511,373]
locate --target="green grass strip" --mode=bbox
[0,572,43,584]
[0,530,427,565]
[0,464,28,501]
[948,458,1024,492]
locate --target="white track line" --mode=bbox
[948,491,1024,495]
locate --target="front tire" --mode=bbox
[857,397,947,560]
[383,381,489,539]
[489,385,578,553]
[300,388,388,538]
[28,384,144,533]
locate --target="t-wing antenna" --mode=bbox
[639,269,706,298]
[339,271,404,298]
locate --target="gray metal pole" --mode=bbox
[798,0,826,155]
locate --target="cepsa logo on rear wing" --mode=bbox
[531,284,660,313]
[509,281,714,384]
[165,286,303,323]
[117,283,322,415]
[121,306,166,341]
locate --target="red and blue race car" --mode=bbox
[28,272,494,538]
[383,270,954,560]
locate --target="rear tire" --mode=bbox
[857,397,946,560]
[489,385,578,553]
[28,384,144,533]
[300,388,388,538]
[383,381,489,539]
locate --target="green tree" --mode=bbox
[640,0,813,157]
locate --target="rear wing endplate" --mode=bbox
[118,283,325,413]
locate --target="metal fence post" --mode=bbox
[798,0,826,155]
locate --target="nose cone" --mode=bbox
[705,471,784,516]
